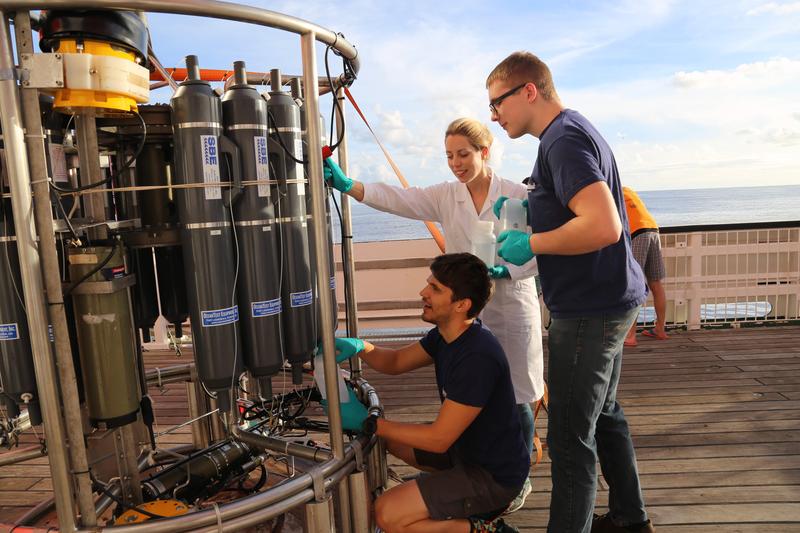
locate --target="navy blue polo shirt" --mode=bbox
[419,320,529,488]
[527,109,646,318]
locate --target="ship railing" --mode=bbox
[334,220,800,335]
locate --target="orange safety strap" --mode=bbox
[343,87,446,253]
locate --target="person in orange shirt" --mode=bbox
[623,187,668,345]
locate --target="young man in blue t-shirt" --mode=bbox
[332,253,529,532]
[486,52,654,533]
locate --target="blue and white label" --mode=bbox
[294,139,306,196]
[254,136,270,198]
[201,305,239,327]
[0,323,19,341]
[200,135,222,200]
[290,289,313,308]
[329,276,336,290]
[252,298,281,318]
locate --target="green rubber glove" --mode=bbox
[488,265,510,279]
[492,196,509,219]
[497,229,535,266]
[323,157,354,193]
[493,196,529,219]
[334,337,364,364]
[321,386,369,432]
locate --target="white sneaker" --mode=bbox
[503,477,532,514]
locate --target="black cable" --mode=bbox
[64,242,117,296]
[267,111,307,165]
[324,45,346,152]
[51,111,147,193]
[48,188,80,241]
[329,191,354,339]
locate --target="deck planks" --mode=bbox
[0,325,798,531]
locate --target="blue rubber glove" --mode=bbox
[334,337,364,364]
[492,196,529,219]
[488,265,510,279]
[321,386,369,432]
[323,157,353,193]
[497,230,535,266]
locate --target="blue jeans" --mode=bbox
[517,402,535,457]
[546,307,647,533]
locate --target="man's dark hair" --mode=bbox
[430,253,493,318]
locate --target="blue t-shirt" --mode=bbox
[527,109,646,317]
[419,320,529,488]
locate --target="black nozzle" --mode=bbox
[270,69,282,92]
[185,55,201,81]
[291,363,304,385]
[233,61,247,86]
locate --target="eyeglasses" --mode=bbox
[489,83,528,115]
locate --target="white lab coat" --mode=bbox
[362,170,545,403]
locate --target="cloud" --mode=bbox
[747,2,800,15]
[672,58,800,89]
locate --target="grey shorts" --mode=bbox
[413,448,521,520]
[631,230,665,281]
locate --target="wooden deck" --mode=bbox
[2,325,800,531]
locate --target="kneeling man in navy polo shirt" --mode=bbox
[333,253,529,532]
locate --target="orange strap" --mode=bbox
[343,87,446,253]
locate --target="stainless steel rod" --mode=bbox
[0,11,77,532]
[11,12,98,527]
[0,445,45,467]
[2,0,359,81]
[334,86,361,375]
[301,29,352,533]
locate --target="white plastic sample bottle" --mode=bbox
[499,198,529,233]
[313,351,350,404]
[470,220,497,268]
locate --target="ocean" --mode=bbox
[331,184,800,243]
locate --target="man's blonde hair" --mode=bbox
[486,51,558,101]
[445,117,493,151]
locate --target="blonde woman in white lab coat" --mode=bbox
[324,117,543,510]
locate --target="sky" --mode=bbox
[145,0,800,191]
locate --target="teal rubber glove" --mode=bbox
[323,157,353,193]
[334,337,364,364]
[488,265,510,279]
[492,196,509,219]
[492,196,529,219]
[321,386,369,432]
[497,229,535,266]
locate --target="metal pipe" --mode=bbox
[304,497,334,533]
[12,13,99,525]
[334,86,361,375]
[0,445,45,467]
[301,30,352,532]
[0,11,78,532]
[300,30,345,462]
[234,427,332,463]
[186,378,211,450]
[348,471,372,533]
[84,435,366,533]
[5,0,359,83]
[144,363,194,386]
